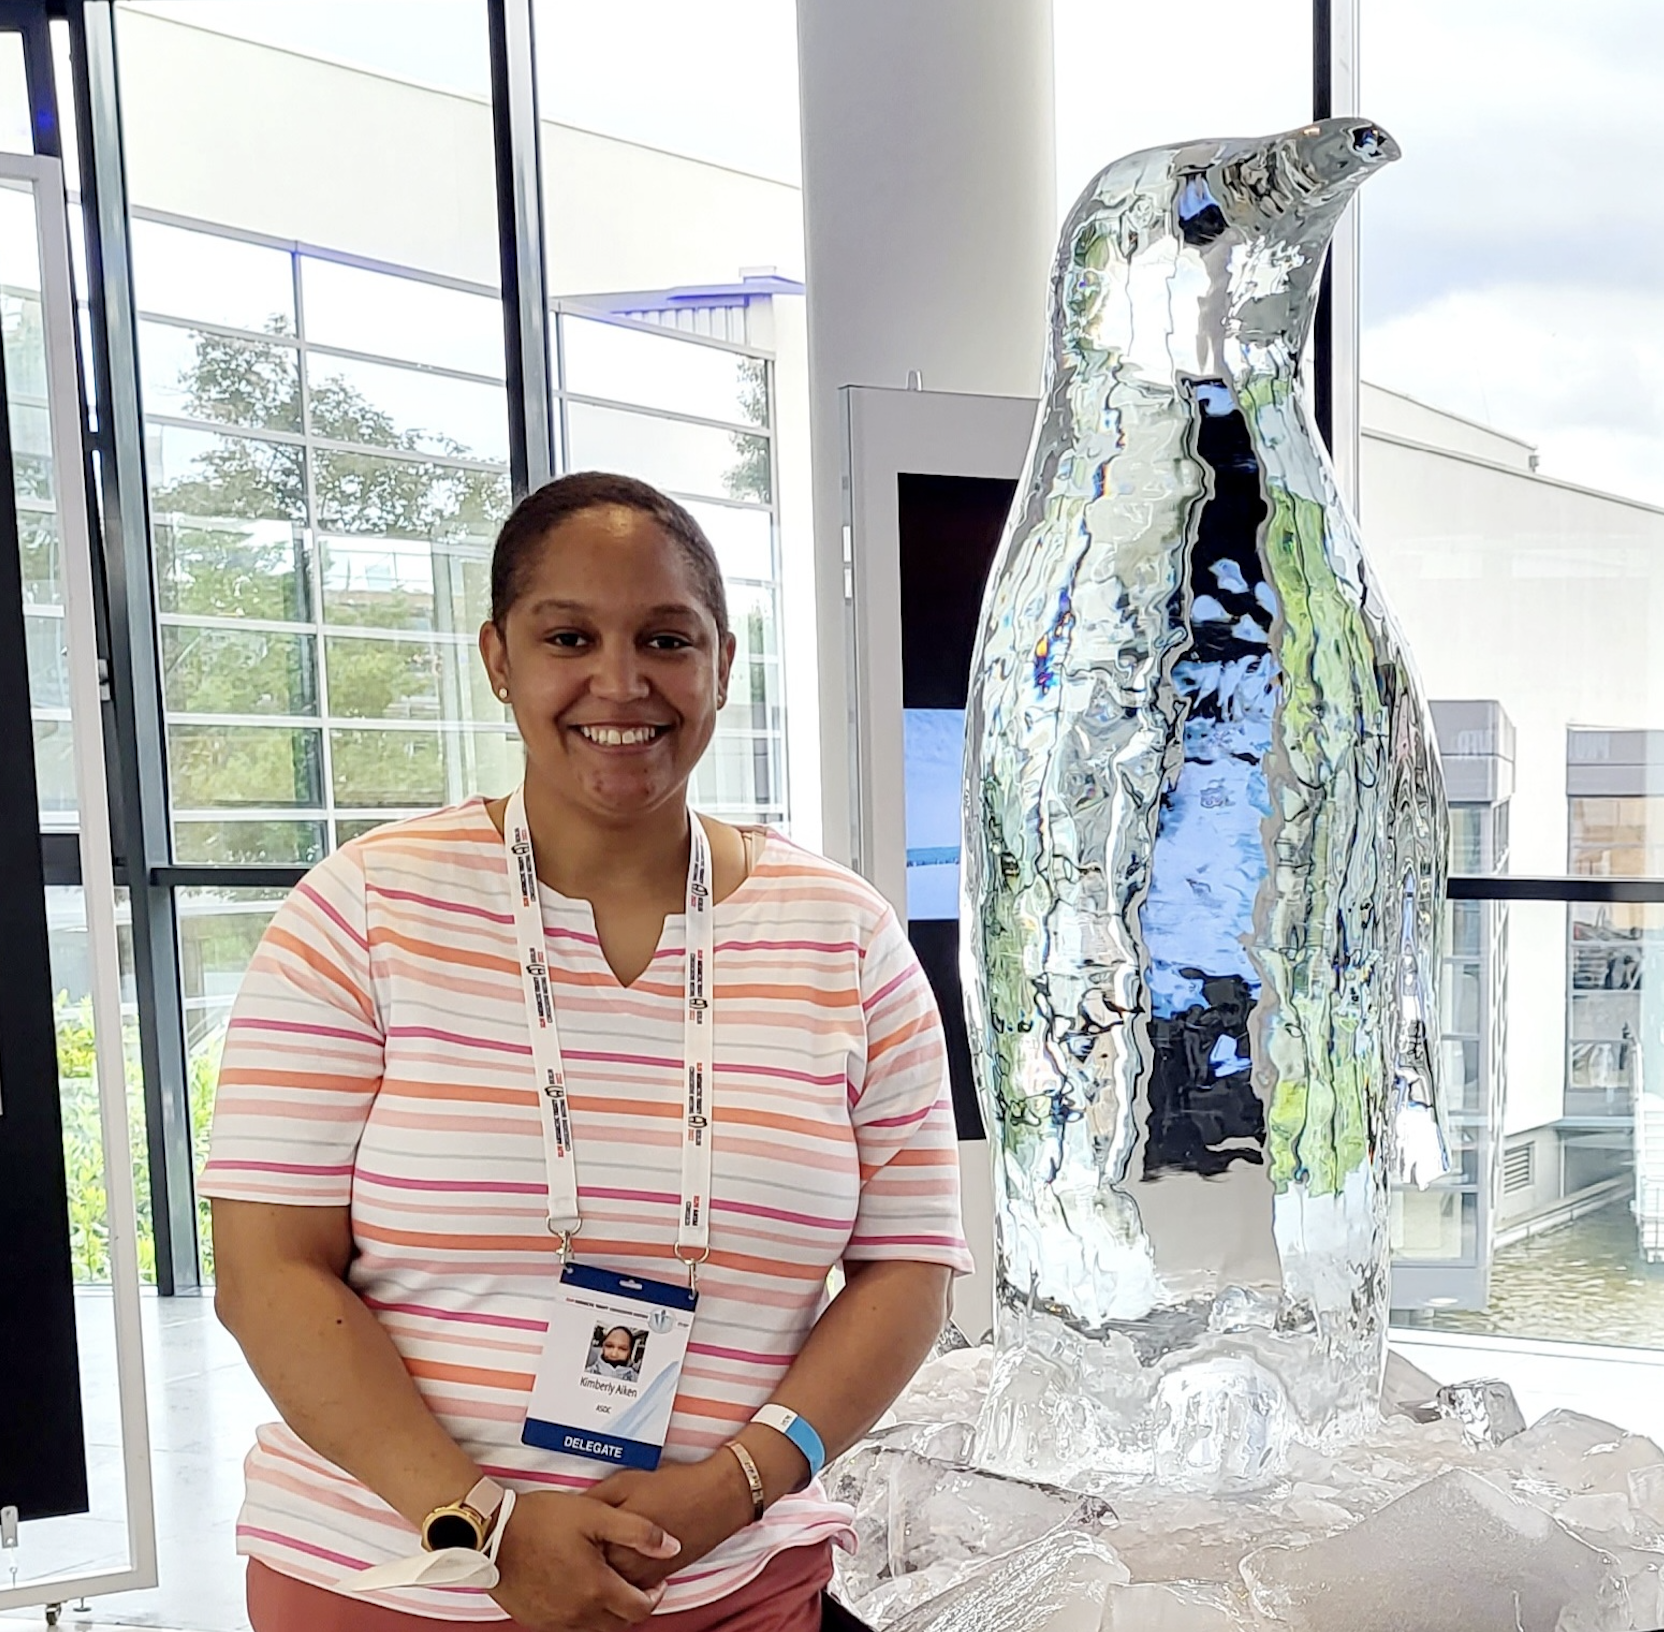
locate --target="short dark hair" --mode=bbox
[489,471,729,637]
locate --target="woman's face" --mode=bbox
[601,1330,633,1365]
[481,506,734,825]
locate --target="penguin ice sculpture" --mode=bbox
[962,118,1449,1489]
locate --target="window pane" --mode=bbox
[309,351,508,463]
[130,217,295,334]
[562,316,768,427]
[33,718,77,825]
[533,0,798,183]
[155,516,312,623]
[312,447,509,542]
[173,819,326,866]
[148,421,307,521]
[161,624,318,717]
[330,726,520,809]
[323,633,506,725]
[686,499,773,582]
[303,258,502,377]
[175,883,288,1264]
[25,611,70,708]
[139,319,302,434]
[320,535,491,633]
[167,724,324,810]
[565,401,770,504]
[1053,0,1310,223]
[0,31,29,155]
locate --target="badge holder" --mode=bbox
[522,1231,700,1471]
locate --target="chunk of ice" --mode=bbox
[1500,1411,1664,1497]
[884,1528,1129,1632]
[1099,1580,1250,1630]
[1434,1378,1526,1446]
[1240,1467,1629,1632]
[826,1444,1107,1608]
[1380,1348,1441,1420]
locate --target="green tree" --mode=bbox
[723,357,772,504]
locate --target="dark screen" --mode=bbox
[896,472,1017,1140]
[898,473,1017,709]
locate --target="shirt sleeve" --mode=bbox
[198,842,383,1207]
[844,905,975,1274]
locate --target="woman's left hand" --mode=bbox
[588,1456,753,1590]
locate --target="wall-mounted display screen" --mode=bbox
[897,472,1018,1140]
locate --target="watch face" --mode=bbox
[425,1510,482,1552]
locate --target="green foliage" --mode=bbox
[723,358,772,504]
[56,993,156,1284]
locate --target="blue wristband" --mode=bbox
[752,1404,826,1485]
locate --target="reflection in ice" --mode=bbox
[962,118,1449,1487]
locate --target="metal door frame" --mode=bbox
[0,147,157,1612]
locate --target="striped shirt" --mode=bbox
[200,798,972,1619]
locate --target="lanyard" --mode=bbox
[505,785,716,1290]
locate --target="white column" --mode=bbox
[795,0,1056,865]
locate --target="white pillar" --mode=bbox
[795,0,1056,864]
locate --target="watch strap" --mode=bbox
[751,1403,826,1484]
[464,1475,506,1528]
[421,1475,506,1552]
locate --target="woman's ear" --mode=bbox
[717,629,738,710]
[479,619,510,702]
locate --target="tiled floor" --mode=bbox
[2,1290,268,1632]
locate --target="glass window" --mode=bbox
[161,625,318,718]
[309,352,508,463]
[173,819,326,867]
[3,174,81,829]
[562,315,768,428]
[117,0,510,865]
[324,633,507,725]
[319,534,491,633]
[1363,2,1664,1354]
[167,724,324,811]
[1052,0,1311,223]
[532,1,798,182]
[312,447,509,542]
[139,319,302,434]
[130,217,295,334]
[329,726,520,811]
[565,401,771,505]
[684,499,774,583]
[302,257,502,378]
[0,32,30,155]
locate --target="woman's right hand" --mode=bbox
[489,1489,683,1630]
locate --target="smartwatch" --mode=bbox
[420,1475,506,1552]
[751,1403,826,1489]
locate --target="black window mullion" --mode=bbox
[69,0,200,1294]
[487,0,555,499]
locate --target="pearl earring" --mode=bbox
[497,687,509,701]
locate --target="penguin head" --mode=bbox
[1055,117,1399,377]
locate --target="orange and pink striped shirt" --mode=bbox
[200,799,972,1619]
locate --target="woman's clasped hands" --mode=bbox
[486,1488,684,1631]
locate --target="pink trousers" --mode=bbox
[247,1545,833,1632]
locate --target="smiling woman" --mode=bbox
[202,472,969,1632]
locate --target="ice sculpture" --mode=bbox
[962,118,1449,1489]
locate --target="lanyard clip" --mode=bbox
[675,1244,710,1296]
[547,1220,581,1263]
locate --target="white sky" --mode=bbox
[114,1,1664,508]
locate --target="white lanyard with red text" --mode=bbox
[504,784,715,1291]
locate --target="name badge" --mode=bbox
[522,1263,697,1470]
